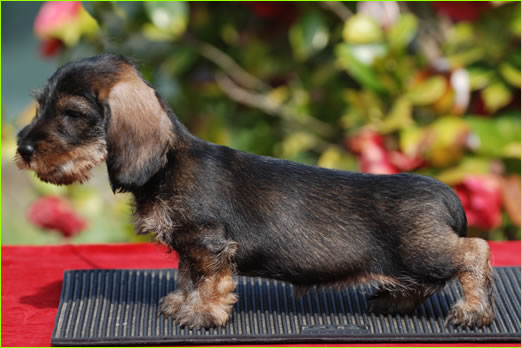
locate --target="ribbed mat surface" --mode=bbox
[52,267,521,345]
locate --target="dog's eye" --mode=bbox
[64,110,83,118]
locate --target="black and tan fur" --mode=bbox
[16,54,494,328]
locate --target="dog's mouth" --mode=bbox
[14,142,108,185]
[14,152,31,170]
[27,157,105,185]
[15,153,88,185]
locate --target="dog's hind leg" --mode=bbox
[445,237,494,327]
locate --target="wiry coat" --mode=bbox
[16,54,494,328]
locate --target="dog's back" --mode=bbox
[173,142,466,287]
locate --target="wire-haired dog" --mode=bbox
[16,54,494,329]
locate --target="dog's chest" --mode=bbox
[133,196,186,245]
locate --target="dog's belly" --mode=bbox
[232,226,380,286]
[235,254,372,287]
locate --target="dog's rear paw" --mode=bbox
[159,290,186,317]
[445,301,494,328]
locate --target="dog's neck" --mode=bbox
[128,138,196,245]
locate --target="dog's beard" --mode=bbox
[15,141,107,185]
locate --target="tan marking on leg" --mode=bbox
[160,242,239,328]
[174,270,238,328]
[446,238,494,327]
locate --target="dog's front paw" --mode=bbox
[159,290,186,317]
[174,291,237,328]
[445,300,494,328]
[175,307,227,328]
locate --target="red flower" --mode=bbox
[39,37,65,58]
[389,151,426,172]
[348,131,425,174]
[470,93,490,116]
[348,131,398,175]
[33,2,98,57]
[455,175,502,230]
[244,2,294,18]
[27,196,87,238]
[432,2,491,22]
[34,2,82,37]
[33,1,82,58]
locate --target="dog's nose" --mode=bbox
[18,143,35,161]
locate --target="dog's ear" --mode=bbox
[102,70,173,192]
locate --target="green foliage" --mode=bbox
[289,12,329,61]
[3,2,520,244]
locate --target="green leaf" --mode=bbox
[509,3,521,35]
[335,44,385,93]
[387,14,417,51]
[448,22,474,46]
[343,14,383,44]
[82,2,114,23]
[289,12,329,61]
[144,2,188,40]
[280,132,319,158]
[29,175,68,196]
[448,47,484,67]
[115,2,144,21]
[400,126,425,157]
[377,97,412,133]
[466,114,521,158]
[406,76,447,105]
[401,118,470,168]
[467,66,494,90]
[349,43,387,65]
[164,48,197,76]
[317,146,357,171]
[481,81,512,113]
[436,157,492,186]
[499,63,521,88]
[428,117,469,167]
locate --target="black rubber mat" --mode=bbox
[51,267,521,346]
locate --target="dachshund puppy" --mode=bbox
[16,54,494,329]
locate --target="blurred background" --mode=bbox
[1,1,520,245]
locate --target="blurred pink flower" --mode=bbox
[33,2,99,57]
[389,151,425,172]
[34,2,81,38]
[357,2,400,29]
[27,196,87,238]
[432,2,491,22]
[348,131,398,175]
[455,175,502,230]
[348,131,425,174]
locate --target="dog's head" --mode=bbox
[16,54,174,191]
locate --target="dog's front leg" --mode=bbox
[160,231,239,328]
[159,256,193,319]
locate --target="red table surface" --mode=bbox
[1,241,520,347]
